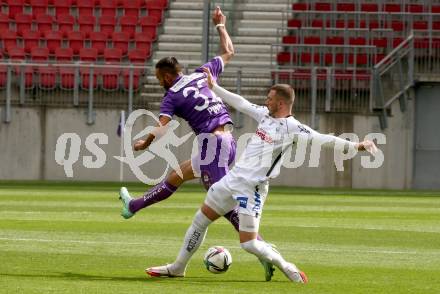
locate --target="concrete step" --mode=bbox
[236,19,283,29]
[158,42,271,54]
[236,27,279,36]
[154,50,271,62]
[158,34,203,43]
[235,3,287,12]
[165,18,203,27]
[170,2,204,10]
[240,11,284,21]
[163,25,202,35]
[141,91,268,103]
[168,9,203,19]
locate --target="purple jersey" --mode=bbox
[159,56,232,134]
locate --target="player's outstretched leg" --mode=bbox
[240,238,308,284]
[119,160,195,219]
[146,209,214,277]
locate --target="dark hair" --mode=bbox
[155,57,182,75]
[270,84,295,105]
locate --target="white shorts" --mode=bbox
[205,172,269,232]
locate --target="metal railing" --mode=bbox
[373,33,415,128]
[0,61,148,124]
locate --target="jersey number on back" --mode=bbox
[183,79,220,111]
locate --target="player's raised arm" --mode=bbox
[203,67,266,121]
[212,6,234,65]
[292,122,378,155]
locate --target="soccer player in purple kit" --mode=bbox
[118,6,275,280]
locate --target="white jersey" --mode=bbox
[212,84,357,184]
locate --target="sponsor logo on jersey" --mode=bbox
[236,196,248,209]
[255,128,274,144]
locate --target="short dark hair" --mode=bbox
[270,84,295,105]
[155,57,182,75]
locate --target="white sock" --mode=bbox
[240,239,291,271]
[170,209,212,274]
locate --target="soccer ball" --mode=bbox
[203,246,232,274]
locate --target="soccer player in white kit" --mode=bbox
[146,68,378,283]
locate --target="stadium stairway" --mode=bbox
[141,0,289,106]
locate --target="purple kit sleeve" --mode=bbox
[195,56,224,80]
[159,94,175,119]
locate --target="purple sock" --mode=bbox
[129,181,178,213]
[223,208,263,241]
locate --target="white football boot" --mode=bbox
[281,262,308,284]
[145,264,185,278]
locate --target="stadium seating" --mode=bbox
[278,0,440,78]
[0,0,168,91]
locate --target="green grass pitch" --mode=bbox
[1,181,439,294]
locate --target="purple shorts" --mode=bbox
[191,131,236,191]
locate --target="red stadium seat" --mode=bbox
[38,66,57,89]
[134,32,152,54]
[30,0,49,17]
[282,35,297,44]
[315,2,331,11]
[325,36,344,45]
[112,31,129,55]
[35,14,54,36]
[98,15,116,37]
[79,48,98,90]
[78,15,96,37]
[55,47,73,61]
[349,37,366,46]
[300,52,320,64]
[292,3,308,11]
[53,0,72,17]
[406,4,423,13]
[77,0,95,16]
[0,13,10,31]
[2,30,18,53]
[8,47,26,60]
[79,47,98,62]
[336,2,355,11]
[434,21,440,30]
[287,18,301,28]
[0,65,7,89]
[384,3,401,12]
[7,0,25,18]
[57,48,75,90]
[119,15,138,39]
[57,14,74,36]
[103,47,122,62]
[393,37,404,48]
[372,37,389,49]
[123,0,142,17]
[145,1,165,23]
[128,48,148,64]
[31,46,49,61]
[99,0,117,17]
[22,30,41,53]
[349,53,368,66]
[304,36,320,45]
[139,16,158,40]
[276,52,293,64]
[89,31,107,55]
[67,31,85,54]
[101,67,120,91]
[336,19,355,28]
[432,5,440,13]
[122,67,142,91]
[391,21,404,32]
[413,21,428,30]
[361,3,378,12]
[45,30,63,54]
[15,13,33,36]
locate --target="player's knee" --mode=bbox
[240,239,259,255]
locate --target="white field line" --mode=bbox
[0,236,438,256]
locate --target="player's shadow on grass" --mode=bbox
[1,272,277,283]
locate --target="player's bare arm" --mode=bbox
[133,115,171,151]
[212,6,234,65]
